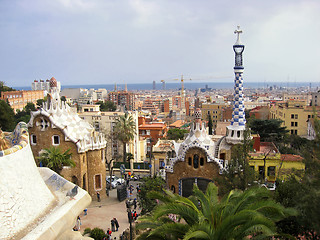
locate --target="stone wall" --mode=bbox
[87,149,107,201]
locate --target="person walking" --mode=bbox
[106,228,112,240]
[133,198,137,209]
[97,191,101,202]
[111,218,115,232]
[114,217,119,231]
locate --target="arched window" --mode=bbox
[171,185,176,193]
[237,131,240,138]
[188,157,192,166]
[193,154,199,169]
[200,157,204,166]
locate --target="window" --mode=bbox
[291,114,294,119]
[267,166,276,176]
[193,154,199,169]
[237,131,240,138]
[31,134,37,145]
[188,157,192,166]
[52,135,60,145]
[295,122,298,127]
[200,157,204,166]
[94,174,102,190]
[291,122,294,127]
[295,114,298,119]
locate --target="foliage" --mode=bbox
[248,119,289,143]
[275,117,320,237]
[136,183,295,240]
[217,128,256,196]
[137,176,166,215]
[0,100,15,131]
[96,100,116,111]
[89,227,107,240]
[36,97,47,108]
[114,113,136,162]
[83,227,92,235]
[14,102,36,124]
[37,146,75,174]
[207,113,213,135]
[127,152,134,162]
[166,128,189,141]
[0,81,15,95]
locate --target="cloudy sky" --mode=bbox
[1,0,319,87]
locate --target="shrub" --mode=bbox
[90,227,106,240]
[83,227,91,235]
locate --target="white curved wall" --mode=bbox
[0,144,55,239]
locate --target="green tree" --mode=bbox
[36,96,47,108]
[166,128,189,141]
[0,100,16,131]
[217,129,256,196]
[207,113,213,135]
[114,113,136,162]
[137,176,166,215]
[89,227,107,240]
[0,81,15,96]
[248,119,289,143]
[96,100,116,111]
[14,102,36,124]
[137,183,295,240]
[275,117,320,237]
[37,146,75,174]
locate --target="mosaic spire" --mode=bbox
[226,26,246,144]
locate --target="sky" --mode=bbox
[1,0,320,87]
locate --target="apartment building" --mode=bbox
[270,100,320,137]
[1,90,44,112]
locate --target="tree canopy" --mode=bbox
[274,117,320,237]
[96,100,116,112]
[0,81,15,96]
[137,176,166,215]
[207,113,213,135]
[114,113,136,162]
[0,100,16,131]
[37,147,75,174]
[14,102,36,124]
[137,183,295,240]
[217,129,256,196]
[248,119,289,142]
[167,128,189,141]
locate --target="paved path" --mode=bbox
[79,182,140,239]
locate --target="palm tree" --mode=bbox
[37,146,75,174]
[136,183,295,240]
[114,112,136,163]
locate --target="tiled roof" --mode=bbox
[281,154,304,162]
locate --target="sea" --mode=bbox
[14,81,320,91]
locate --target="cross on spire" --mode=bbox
[234,26,243,45]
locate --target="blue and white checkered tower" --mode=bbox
[226,26,246,144]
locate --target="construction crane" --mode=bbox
[160,80,165,90]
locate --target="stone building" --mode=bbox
[28,78,107,201]
[165,108,230,197]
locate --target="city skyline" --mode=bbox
[1,0,320,87]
